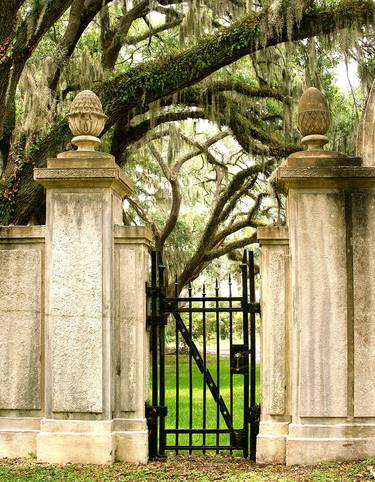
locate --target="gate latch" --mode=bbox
[230,344,250,374]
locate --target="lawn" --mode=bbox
[161,354,260,451]
[0,456,374,481]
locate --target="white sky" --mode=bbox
[334,59,360,90]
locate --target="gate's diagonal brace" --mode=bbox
[172,311,235,433]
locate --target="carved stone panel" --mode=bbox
[49,192,103,413]
[291,191,348,418]
[265,250,288,415]
[0,248,43,410]
[118,248,137,412]
[352,191,375,417]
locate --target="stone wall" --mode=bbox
[0,227,45,457]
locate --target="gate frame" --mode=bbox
[146,250,260,460]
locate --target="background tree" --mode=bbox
[0,0,373,290]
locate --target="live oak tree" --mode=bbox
[0,0,373,287]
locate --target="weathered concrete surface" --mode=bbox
[0,417,40,458]
[113,226,152,464]
[48,192,104,413]
[0,93,152,464]
[114,226,152,418]
[256,226,290,464]
[276,166,375,465]
[289,191,348,418]
[352,192,375,418]
[0,227,45,413]
[37,420,114,464]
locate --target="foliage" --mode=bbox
[0,0,373,288]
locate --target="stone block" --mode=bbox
[352,191,375,417]
[47,192,103,413]
[37,419,114,464]
[116,431,148,464]
[114,226,152,418]
[256,421,289,464]
[0,246,43,410]
[289,191,348,418]
[0,417,41,458]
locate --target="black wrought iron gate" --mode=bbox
[146,251,260,460]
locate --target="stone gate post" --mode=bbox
[256,226,291,463]
[31,91,151,464]
[257,87,375,465]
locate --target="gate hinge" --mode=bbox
[248,404,261,423]
[146,403,168,419]
[230,429,247,448]
[248,302,261,314]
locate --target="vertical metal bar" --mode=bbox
[175,275,179,455]
[249,250,257,461]
[202,282,207,454]
[241,251,250,458]
[215,279,220,453]
[228,273,233,454]
[188,281,193,454]
[158,254,166,456]
[150,251,158,458]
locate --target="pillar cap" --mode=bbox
[34,166,134,198]
[257,225,289,245]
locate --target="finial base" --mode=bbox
[301,134,329,151]
[72,135,101,151]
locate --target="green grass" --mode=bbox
[160,354,260,451]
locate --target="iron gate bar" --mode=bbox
[166,296,243,302]
[249,250,258,461]
[229,273,234,455]
[188,281,193,454]
[172,310,235,433]
[165,445,237,451]
[175,276,179,454]
[202,283,206,454]
[165,429,231,434]
[166,307,252,313]
[241,251,250,459]
[149,250,159,459]
[215,279,220,453]
[158,257,166,457]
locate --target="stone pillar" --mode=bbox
[256,226,291,464]
[113,226,152,463]
[263,87,375,465]
[30,91,151,464]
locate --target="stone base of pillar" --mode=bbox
[114,418,148,464]
[36,420,114,465]
[0,417,40,458]
[256,421,289,464]
[286,423,375,465]
[33,418,149,464]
